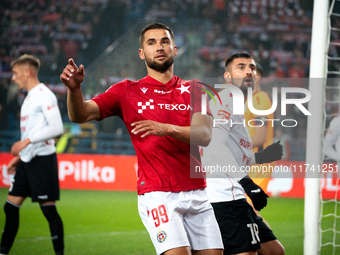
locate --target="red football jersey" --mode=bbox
[92,75,211,195]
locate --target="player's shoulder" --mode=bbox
[36,83,57,99]
[209,87,233,112]
[105,79,133,93]
[253,90,271,102]
[29,84,58,109]
[187,79,213,96]
[37,83,52,92]
[251,90,272,111]
[330,116,340,126]
[218,87,233,101]
[178,78,202,89]
[189,78,202,86]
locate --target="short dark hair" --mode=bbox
[139,23,175,47]
[11,54,40,72]
[225,53,255,72]
[256,63,264,77]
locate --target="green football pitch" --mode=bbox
[0,188,337,255]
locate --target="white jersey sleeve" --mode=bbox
[202,88,255,203]
[29,97,63,143]
[324,116,340,162]
[20,83,63,162]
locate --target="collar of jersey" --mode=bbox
[143,75,178,89]
[27,83,44,95]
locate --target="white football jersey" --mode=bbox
[20,83,63,162]
[324,116,340,164]
[201,87,255,203]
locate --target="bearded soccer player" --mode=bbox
[244,63,275,226]
[202,53,285,255]
[60,23,223,255]
[0,54,64,255]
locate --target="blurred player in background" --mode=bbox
[202,53,285,255]
[0,54,64,255]
[324,116,340,165]
[244,63,275,226]
[60,23,223,255]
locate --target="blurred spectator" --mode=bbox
[61,38,79,61]
[126,0,147,27]
[0,0,129,81]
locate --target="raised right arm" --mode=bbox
[60,58,100,123]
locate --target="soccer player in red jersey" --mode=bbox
[60,23,223,255]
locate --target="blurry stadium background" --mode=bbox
[0,0,316,158]
[0,0,339,254]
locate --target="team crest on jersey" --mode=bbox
[157,230,167,243]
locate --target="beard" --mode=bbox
[231,77,253,96]
[145,55,174,72]
[239,83,249,96]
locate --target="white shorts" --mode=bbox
[138,189,223,255]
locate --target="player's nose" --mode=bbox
[246,67,254,76]
[156,42,164,51]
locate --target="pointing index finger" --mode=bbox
[68,58,75,66]
[68,58,78,72]
[79,64,85,75]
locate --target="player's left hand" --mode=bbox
[11,139,31,156]
[7,156,20,175]
[131,120,172,138]
[239,175,268,211]
[255,141,283,164]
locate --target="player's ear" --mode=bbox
[25,65,32,78]
[173,45,178,57]
[139,49,145,60]
[223,72,232,83]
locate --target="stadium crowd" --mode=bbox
[0,0,313,80]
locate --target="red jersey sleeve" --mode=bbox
[91,80,128,120]
[190,79,212,116]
